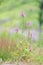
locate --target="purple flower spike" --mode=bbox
[15,28,19,33]
[21,11,25,17]
[27,21,31,27]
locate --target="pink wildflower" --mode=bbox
[27,21,31,27]
[15,28,19,33]
[21,11,25,17]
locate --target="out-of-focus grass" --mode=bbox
[0,31,43,63]
[0,0,40,28]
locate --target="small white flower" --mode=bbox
[23,30,28,37]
